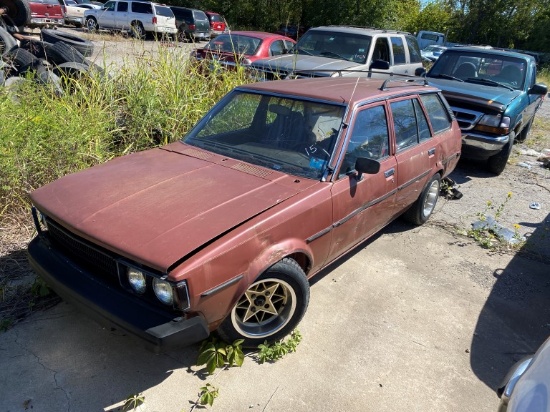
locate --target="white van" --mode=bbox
[416,30,445,50]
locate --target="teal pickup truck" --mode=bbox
[426,47,547,174]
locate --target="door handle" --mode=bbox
[384,168,395,178]
[428,148,436,156]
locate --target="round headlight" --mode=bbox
[128,268,146,294]
[153,278,174,305]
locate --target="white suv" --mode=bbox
[250,26,425,80]
[84,0,177,39]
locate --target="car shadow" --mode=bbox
[469,211,550,390]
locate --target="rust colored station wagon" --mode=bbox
[28,77,461,351]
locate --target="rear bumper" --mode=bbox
[27,236,209,352]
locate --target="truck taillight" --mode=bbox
[190,24,196,30]
[152,16,157,24]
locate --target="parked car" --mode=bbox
[170,6,210,42]
[84,0,177,39]
[27,0,64,28]
[498,335,550,412]
[426,47,548,174]
[204,10,227,38]
[421,45,447,62]
[275,23,306,40]
[60,0,92,27]
[191,31,295,69]
[250,26,425,80]
[27,77,461,351]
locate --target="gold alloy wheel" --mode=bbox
[230,278,297,339]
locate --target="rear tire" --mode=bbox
[130,21,145,39]
[403,173,441,225]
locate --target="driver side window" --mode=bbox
[339,105,389,178]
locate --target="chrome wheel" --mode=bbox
[231,278,297,339]
[86,18,98,32]
[422,178,440,218]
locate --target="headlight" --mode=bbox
[475,115,510,134]
[128,268,146,294]
[153,278,174,305]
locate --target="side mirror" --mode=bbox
[415,67,426,77]
[369,59,390,70]
[529,83,548,95]
[354,157,380,181]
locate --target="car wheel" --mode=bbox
[177,26,186,42]
[487,132,515,175]
[130,21,145,39]
[516,119,533,143]
[0,0,31,27]
[41,28,94,57]
[217,258,310,348]
[85,17,98,32]
[403,173,441,225]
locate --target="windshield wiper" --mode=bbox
[433,73,463,82]
[464,78,515,91]
[319,50,346,60]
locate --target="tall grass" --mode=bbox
[0,49,252,223]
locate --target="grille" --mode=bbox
[46,218,119,283]
[450,106,483,131]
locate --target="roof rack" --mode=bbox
[380,78,428,90]
[321,25,411,35]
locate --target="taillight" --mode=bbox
[190,24,196,30]
[152,16,157,24]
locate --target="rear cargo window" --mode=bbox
[155,5,174,17]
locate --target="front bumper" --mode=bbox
[461,131,511,160]
[27,235,209,352]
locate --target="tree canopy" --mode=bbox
[173,0,550,53]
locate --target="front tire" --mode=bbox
[487,132,515,175]
[403,173,441,225]
[85,17,98,32]
[217,258,310,348]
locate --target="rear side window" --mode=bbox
[391,37,406,64]
[155,5,173,17]
[117,2,128,12]
[131,2,152,14]
[420,94,452,134]
[208,13,223,22]
[405,35,422,63]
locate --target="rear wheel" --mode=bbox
[403,173,441,225]
[130,21,145,39]
[217,258,310,348]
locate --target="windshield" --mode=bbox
[205,34,262,56]
[183,91,346,180]
[428,51,526,90]
[293,30,371,64]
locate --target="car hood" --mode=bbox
[30,142,313,270]
[251,54,360,74]
[426,77,521,111]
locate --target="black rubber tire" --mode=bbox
[3,46,38,75]
[487,132,515,175]
[45,41,88,66]
[51,61,89,78]
[18,39,53,59]
[130,20,145,39]
[36,68,63,96]
[403,173,441,225]
[516,119,533,143]
[85,16,98,32]
[0,0,30,27]
[41,28,94,57]
[0,25,17,56]
[217,258,310,348]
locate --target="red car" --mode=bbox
[204,10,226,37]
[28,77,461,351]
[191,31,295,68]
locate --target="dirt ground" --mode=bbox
[1,31,549,411]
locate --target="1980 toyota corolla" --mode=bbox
[28,77,461,351]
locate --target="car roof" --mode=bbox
[309,26,412,36]
[219,31,293,40]
[444,46,536,62]
[238,78,437,105]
